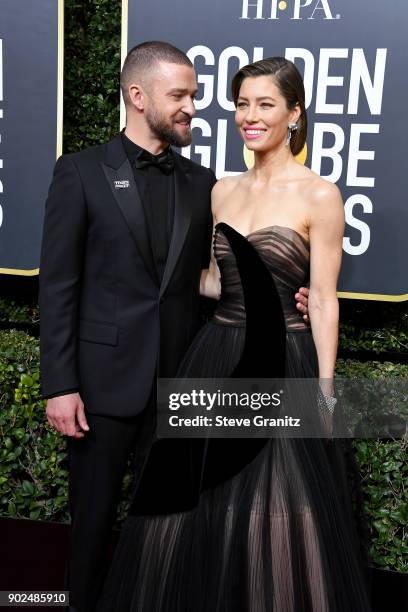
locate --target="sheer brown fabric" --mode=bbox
[214,224,310,331]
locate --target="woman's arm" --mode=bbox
[200,221,221,299]
[200,178,234,300]
[308,181,345,395]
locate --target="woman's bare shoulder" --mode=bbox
[211,174,246,215]
[298,167,342,203]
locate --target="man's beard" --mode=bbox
[146,106,192,147]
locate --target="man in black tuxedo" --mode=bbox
[40,41,309,611]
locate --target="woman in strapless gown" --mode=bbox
[98,58,372,611]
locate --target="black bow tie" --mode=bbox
[133,148,175,174]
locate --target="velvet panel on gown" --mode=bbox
[98,223,372,611]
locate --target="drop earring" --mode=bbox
[286,122,298,146]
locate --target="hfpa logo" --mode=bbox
[240,0,340,20]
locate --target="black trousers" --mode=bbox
[66,409,151,612]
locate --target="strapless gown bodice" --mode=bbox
[213,223,310,330]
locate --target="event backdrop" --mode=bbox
[0,0,63,275]
[123,0,407,300]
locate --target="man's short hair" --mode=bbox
[121,41,193,105]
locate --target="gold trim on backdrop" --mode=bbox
[0,267,39,276]
[1,0,64,277]
[337,291,408,302]
[120,0,128,129]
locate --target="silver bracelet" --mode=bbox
[318,393,337,414]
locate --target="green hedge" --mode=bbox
[0,328,406,572]
[339,303,408,354]
[336,359,408,572]
[0,330,132,526]
[0,330,66,522]
[63,0,121,153]
[0,299,39,324]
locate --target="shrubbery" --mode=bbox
[0,330,66,523]
[337,359,408,572]
[63,0,121,153]
[0,330,132,527]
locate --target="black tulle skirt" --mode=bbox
[98,322,372,611]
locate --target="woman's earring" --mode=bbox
[286,122,298,146]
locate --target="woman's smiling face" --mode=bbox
[235,75,300,152]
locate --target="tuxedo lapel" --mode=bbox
[159,153,193,298]
[101,136,158,285]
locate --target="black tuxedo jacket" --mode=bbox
[39,135,216,417]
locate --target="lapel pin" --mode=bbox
[114,180,130,189]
